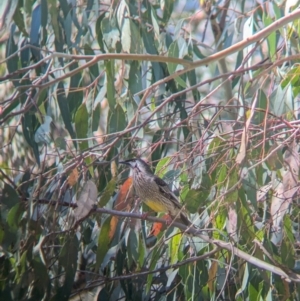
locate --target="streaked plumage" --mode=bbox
[119,158,192,226]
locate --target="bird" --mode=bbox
[119,158,193,227]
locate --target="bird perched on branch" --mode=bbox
[119,158,193,227]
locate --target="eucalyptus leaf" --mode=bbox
[74,180,98,222]
[34,116,52,144]
[75,103,89,151]
[56,81,77,143]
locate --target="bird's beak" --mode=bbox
[119,160,130,166]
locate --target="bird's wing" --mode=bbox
[154,176,192,226]
[153,176,183,209]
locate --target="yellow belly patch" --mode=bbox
[144,199,166,213]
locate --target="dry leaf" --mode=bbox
[109,177,134,240]
[283,140,299,200]
[74,180,97,222]
[67,168,79,187]
[271,181,290,245]
[207,260,219,292]
[236,92,257,164]
[257,183,272,202]
[226,206,238,242]
[149,215,170,236]
[270,141,299,245]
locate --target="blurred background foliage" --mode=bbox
[1,0,300,300]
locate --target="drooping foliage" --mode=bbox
[1,0,300,300]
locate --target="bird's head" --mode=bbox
[119,158,153,174]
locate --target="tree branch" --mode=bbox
[93,207,300,283]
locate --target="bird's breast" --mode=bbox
[144,199,166,213]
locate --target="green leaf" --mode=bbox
[98,178,116,208]
[207,137,222,156]
[184,174,211,213]
[32,256,49,294]
[30,5,41,61]
[217,164,227,188]
[57,81,77,147]
[184,189,201,213]
[98,288,110,301]
[150,7,160,42]
[5,24,20,86]
[224,166,238,204]
[7,203,22,230]
[127,229,139,267]
[1,91,27,120]
[163,170,181,185]
[179,105,189,139]
[253,89,268,125]
[56,235,78,300]
[187,55,200,102]
[179,263,195,300]
[167,41,179,74]
[265,143,283,171]
[96,13,106,51]
[146,245,163,294]
[169,231,181,264]
[63,11,72,48]
[248,282,259,300]
[85,0,94,19]
[155,157,171,177]
[75,103,89,152]
[117,0,143,53]
[193,43,206,59]
[236,263,249,298]
[58,0,70,19]
[67,62,83,118]
[167,39,187,88]
[237,196,255,243]
[84,44,99,79]
[151,130,165,164]
[22,113,40,165]
[59,235,78,268]
[92,103,101,132]
[50,1,64,63]
[213,207,226,239]
[1,1,18,31]
[41,0,48,29]
[96,216,112,271]
[141,25,163,82]
[105,60,115,110]
[129,19,143,53]
[13,0,28,37]
[124,96,141,136]
[232,50,243,88]
[280,234,295,269]
[243,16,254,73]
[108,104,126,139]
[128,61,142,94]
[270,85,288,116]
[281,65,300,93]
[118,1,131,53]
[242,168,257,209]
[263,13,276,60]
[138,233,146,268]
[161,0,174,25]
[15,250,28,283]
[101,15,120,51]
[1,184,19,208]
[283,214,295,243]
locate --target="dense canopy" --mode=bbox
[1,0,300,300]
